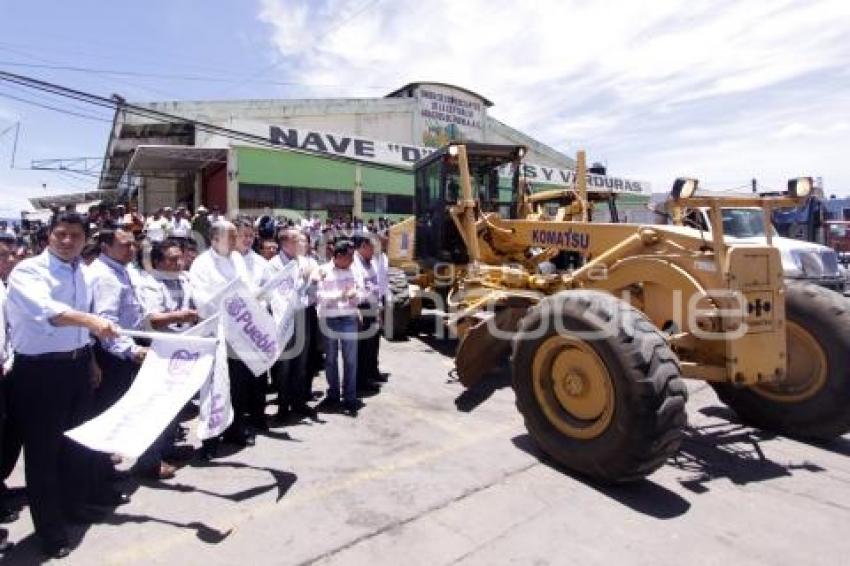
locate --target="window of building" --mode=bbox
[387,194,413,214]
[239,184,276,209]
[291,187,308,209]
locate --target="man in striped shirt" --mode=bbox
[315,239,364,416]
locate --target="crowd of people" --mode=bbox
[0,202,397,558]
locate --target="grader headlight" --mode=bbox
[671,177,699,201]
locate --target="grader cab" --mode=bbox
[386,143,850,483]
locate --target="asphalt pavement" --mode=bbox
[3,332,849,565]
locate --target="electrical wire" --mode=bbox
[0,80,115,119]
[0,89,113,122]
[0,70,412,192]
[0,60,392,90]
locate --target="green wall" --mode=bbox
[233,146,648,216]
[235,146,412,195]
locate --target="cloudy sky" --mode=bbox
[1,0,849,216]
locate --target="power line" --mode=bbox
[0,80,115,118]
[0,89,113,122]
[0,70,412,193]
[0,60,392,90]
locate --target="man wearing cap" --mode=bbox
[315,239,363,416]
[5,212,120,558]
[192,206,211,244]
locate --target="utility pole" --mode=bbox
[751,178,757,194]
[0,122,20,168]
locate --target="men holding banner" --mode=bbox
[269,228,312,421]
[234,219,271,433]
[4,212,120,559]
[89,228,192,481]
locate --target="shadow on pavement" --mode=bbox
[2,521,94,565]
[510,434,692,520]
[104,512,232,544]
[180,461,297,503]
[453,363,511,413]
[411,331,458,359]
[670,406,827,493]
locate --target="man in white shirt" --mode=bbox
[0,242,17,547]
[351,235,385,394]
[171,207,193,240]
[144,209,169,243]
[315,239,363,416]
[189,221,257,455]
[234,219,269,431]
[268,229,314,420]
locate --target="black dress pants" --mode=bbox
[273,308,311,411]
[8,352,94,546]
[357,309,380,384]
[0,376,22,498]
[226,358,263,437]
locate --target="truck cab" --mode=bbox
[682,206,846,292]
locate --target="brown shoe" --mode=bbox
[158,462,177,480]
[138,461,176,480]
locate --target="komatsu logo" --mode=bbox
[531,229,590,249]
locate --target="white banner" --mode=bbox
[65,336,216,458]
[260,261,302,350]
[222,279,281,376]
[196,317,234,440]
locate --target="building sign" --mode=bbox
[416,84,484,147]
[267,125,437,166]
[505,163,649,194]
[230,121,650,195]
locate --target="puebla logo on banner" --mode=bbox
[221,281,280,376]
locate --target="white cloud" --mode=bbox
[257,0,850,193]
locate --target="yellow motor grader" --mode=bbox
[385,143,850,483]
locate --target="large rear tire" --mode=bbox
[384,267,411,341]
[512,290,688,483]
[713,283,850,440]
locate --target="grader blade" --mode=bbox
[456,306,526,388]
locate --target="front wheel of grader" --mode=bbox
[713,282,850,440]
[511,290,689,483]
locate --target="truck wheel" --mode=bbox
[384,267,411,341]
[713,283,850,440]
[512,290,688,483]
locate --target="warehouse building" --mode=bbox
[98,82,649,219]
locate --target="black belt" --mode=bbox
[15,345,91,362]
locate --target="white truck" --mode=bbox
[683,206,846,293]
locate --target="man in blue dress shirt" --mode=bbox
[5,212,119,559]
[88,227,185,481]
